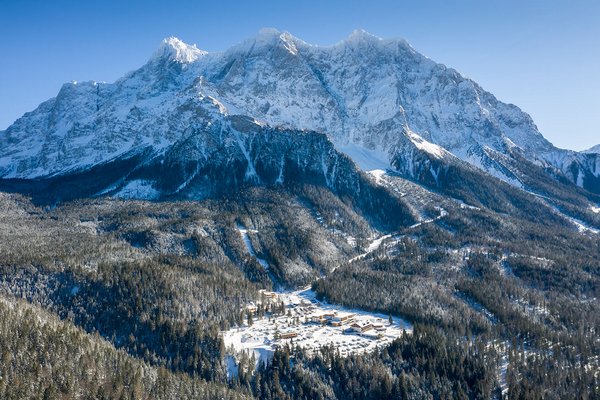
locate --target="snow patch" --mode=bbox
[114,180,160,200]
[367,169,387,185]
[463,147,524,188]
[569,217,599,235]
[336,143,391,171]
[225,355,239,379]
[576,169,584,187]
[233,131,259,182]
[455,199,481,211]
[348,233,392,263]
[545,204,600,235]
[236,223,269,269]
[409,207,448,229]
[406,130,446,159]
[154,37,206,63]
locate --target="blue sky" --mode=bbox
[1,0,598,150]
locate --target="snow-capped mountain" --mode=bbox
[585,144,600,154]
[1,28,599,196]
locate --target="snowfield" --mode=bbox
[222,288,412,370]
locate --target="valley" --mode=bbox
[223,288,411,371]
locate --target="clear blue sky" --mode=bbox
[1,0,599,150]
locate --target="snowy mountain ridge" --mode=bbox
[585,144,600,154]
[1,28,599,195]
[152,37,207,64]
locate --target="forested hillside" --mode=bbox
[0,177,598,398]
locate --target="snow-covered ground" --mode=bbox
[591,206,600,214]
[487,340,510,399]
[336,143,391,172]
[409,207,448,229]
[347,207,447,265]
[348,233,392,263]
[222,288,412,368]
[367,169,387,185]
[236,223,269,269]
[563,214,599,234]
[405,130,446,159]
[455,199,481,211]
[498,352,509,398]
[114,180,160,200]
[526,196,599,235]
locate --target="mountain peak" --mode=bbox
[346,29,381,43]
[227,28,305,56]
[3,30,599,194]
[256,27,282,38]
[152,37,207,64]
[339,29,413,53]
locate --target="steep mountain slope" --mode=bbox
[585,144,600,153]
[0,294,249,400]
[1,29,598,196]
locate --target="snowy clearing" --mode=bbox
[409,207,448,229]
[236,223,269,269]
[348,207,447,264]
[222,288,412,367]
[348,233,392,263]
[336,142,391,171]
[455,199,481,211]
[114,180,160,200]
[565,215,599,235]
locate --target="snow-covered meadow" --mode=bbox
[222,288,412,371]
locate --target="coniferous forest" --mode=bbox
[0,180,598,399]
